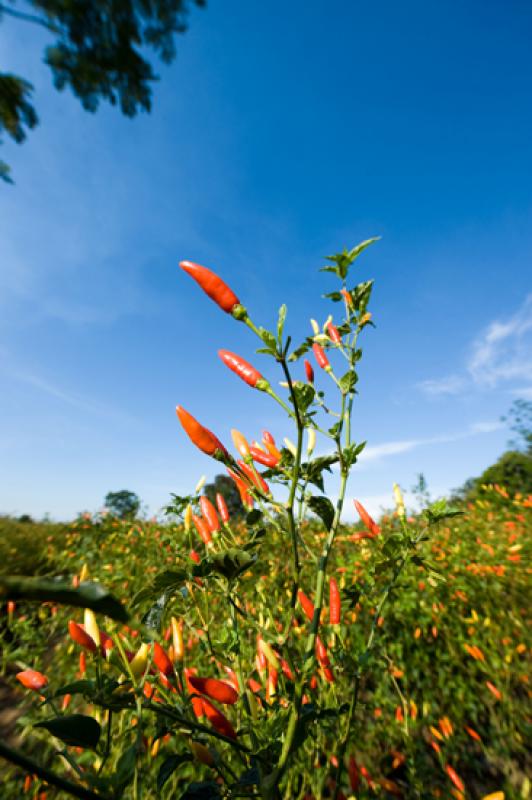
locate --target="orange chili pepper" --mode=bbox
[176,406,227,459]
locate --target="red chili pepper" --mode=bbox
[353,499,380,537]
[188,676,239,705]
[297,590,315,622]
[201,697,237,739]
[262,430,275,445]
[176,406,227,459]
[237,460,270,494]
[322,666,335,683]
[218,350,264,388]
[180,261,240,313]
[192,514,212,546]
[16,669,48,691]
[304,359,315,383]
[280,658,295,681]
[227,468,254,508]
[445,765,465,793]
[153,643,173,678]
[327,321,341,344]
[200,496,220,533]
[248,677,262,693]
[184,667,205,718]
[189,549,201,564]
[216,493,229,523]
[312,342,330,370]
[348,756,360,791]
[315,635,331,667]
[329,578,341,625]
[249,445,280,468]
[68,620,97,653]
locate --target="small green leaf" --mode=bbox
[277,304,287,345]
[287,339,312,362]
[257,327,277,353]
[347,237,380,263]
[181,782,221,800]
[246,509,263,526]
[338,370,358,394]
[142,591,171,631]
[51,680,95,700]
[291,383,315,413]
[0,576,128,622]
[35,714,101,749]
[342,442,366,469]
[133,570,187,606]
[157,753,192,793]
[423,499,464,525]
[323,291,343,302]
[302,455,339,491]
[308,496,335,530]
[196,549,257,582]
[114,745,137,790]
[350,279,374,313]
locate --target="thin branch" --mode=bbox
[0,4,60,33]
[0,741,110,800]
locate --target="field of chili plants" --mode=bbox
[1,242,531,800]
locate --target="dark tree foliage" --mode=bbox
[204,475,244,520]
[476,450,532,497]
[0,0,205,181]
[503,398,532,455]
[104,489,140,520]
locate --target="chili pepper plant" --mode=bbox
[0,241,469,800]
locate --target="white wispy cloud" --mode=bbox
[417,374,466,396]
[1,361,137,424]
[418,294,532,396]
[468,294,532,386]
[358,420,503,465]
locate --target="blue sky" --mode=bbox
[1,0,531,520]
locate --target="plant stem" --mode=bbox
[0,741,110,800]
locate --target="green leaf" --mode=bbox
[133,570,187,606]
[199,549,257,582]
[323,291,343,302]
[181,782,221,800]
[301,455,339,491]
[423,499,464,525]
[342,442,366,469]
[307,496,335,530]
[347,237,380,263]
[287,338,312,362]
[142,590,171,631]
[277,304,287,345]
[157,753,192,793]
[246,509,263,526]
[35,714,101,749]
[291,383,315,413]
[350,279,374,314]
[257,327,277,353]
[51,680,96,700]
[0,576,128,622]
[338,370,358,395]
[114,745,137,790]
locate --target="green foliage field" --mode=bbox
[1,487,530,800]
